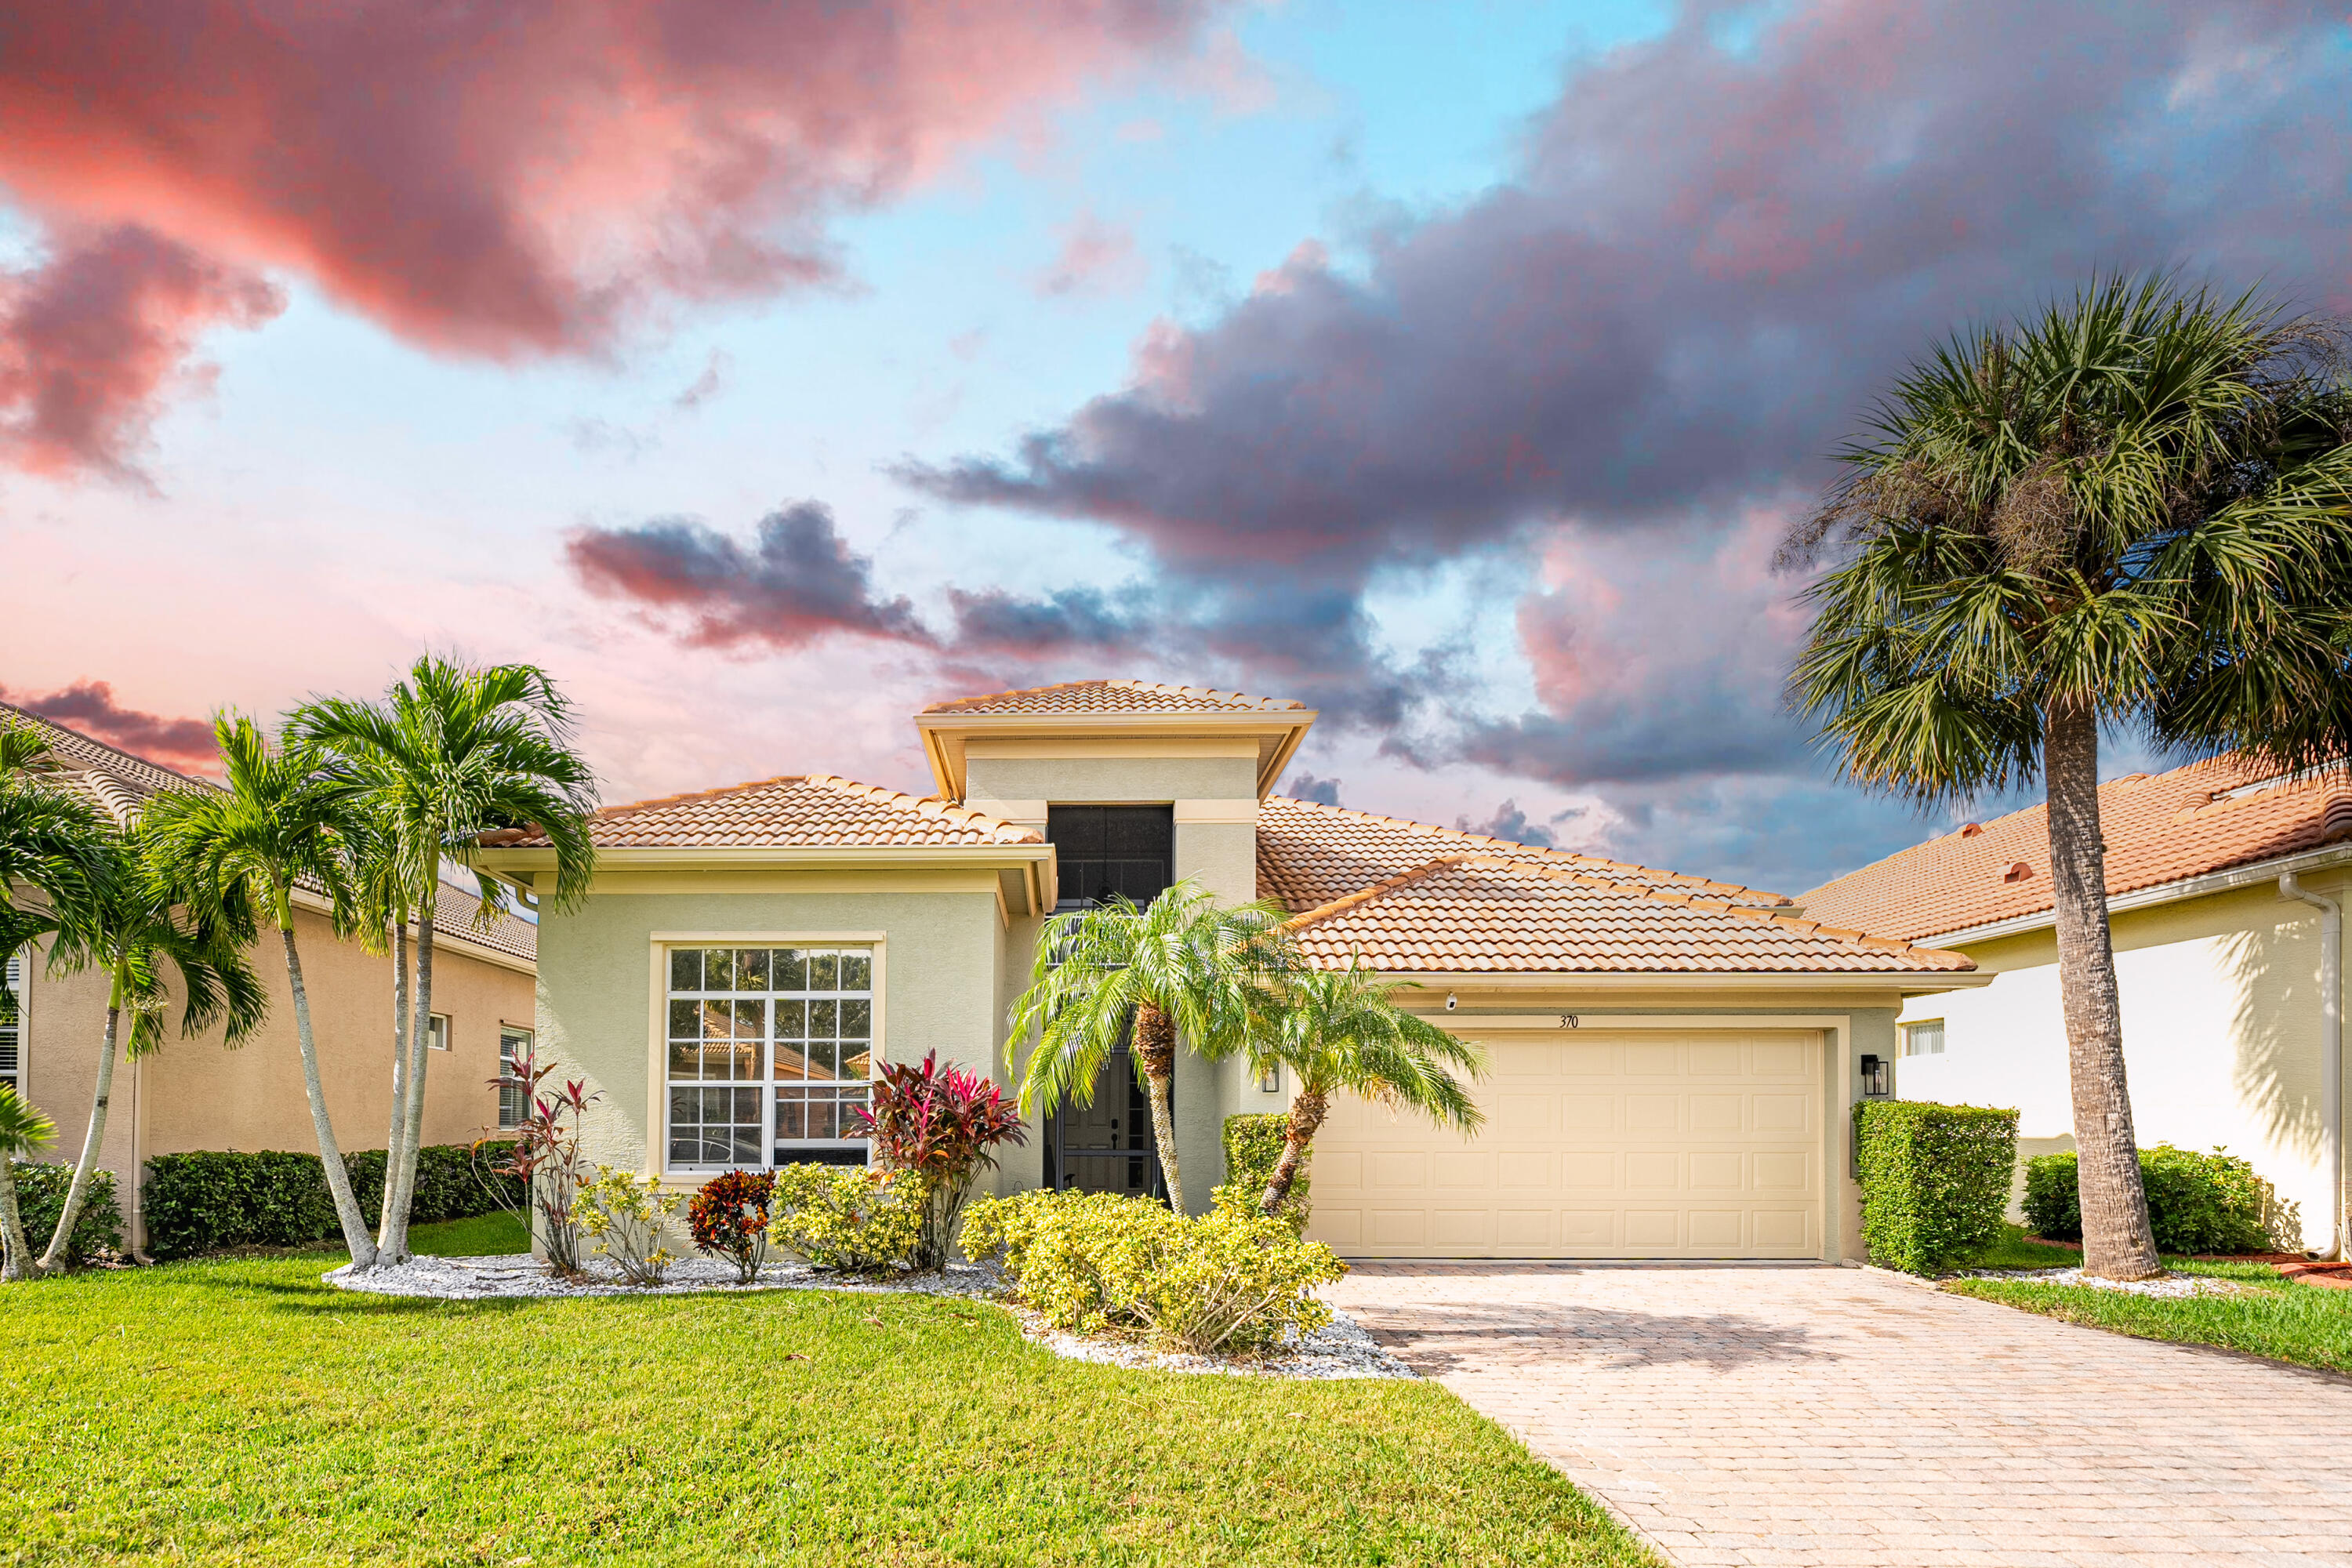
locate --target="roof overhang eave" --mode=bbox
[1356,968,1994,992]
[474,841,1056,916]
[1921,840,2352,948]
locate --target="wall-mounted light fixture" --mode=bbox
[1859,1053,1891,1098]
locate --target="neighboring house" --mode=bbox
[480,680,1984,1262]
[1801,753,2352,1246]
[1,702,539,1251]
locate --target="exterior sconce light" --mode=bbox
[1859,1053,1891,1098]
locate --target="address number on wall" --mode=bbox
[1556,1014,1581,1029]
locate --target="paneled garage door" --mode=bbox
[1304,1028,1824,1259]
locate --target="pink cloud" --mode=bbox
[0,678,219,775]
[1035,209,1148,298]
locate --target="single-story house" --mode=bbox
[1800,753,2352,1250]
[479,680,1985,1262]
[2,702,538,1251]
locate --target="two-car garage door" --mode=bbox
[1304,1027,1824,1259]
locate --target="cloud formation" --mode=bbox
[2,680,217,773]
[0,0,1224,478]
[1035,209,1149,298]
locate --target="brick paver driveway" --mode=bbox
[1330,1262,2352,1567]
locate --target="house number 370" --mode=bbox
[1556,1014,1580,1029]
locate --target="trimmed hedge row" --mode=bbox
[7,1161,124,1265]
[2024,1145,2287,1254]
[1221,1112,1309,1231]
[1854,1100,2018,1275]
[143,1143,523,1259]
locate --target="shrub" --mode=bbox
[2023,1145,2286,1254]
[688,1169,774,1283]
[961,1187,1346,1356]
[572,1167,683,1286]
[10,1161,122,1266]
[1220,1113,1308,1233]
[768,1164,923,1273]
[140,1145,521,1261]
[855,1051,1027,1269]
[1853,1101,2018,1276]
[477,1046,597,1274]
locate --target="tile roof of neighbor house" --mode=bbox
[917,680,1308,716]
[2,700,539,963]
[1800,753,2352,943]
[1287,855,1973,975]
[510,773,1046,849]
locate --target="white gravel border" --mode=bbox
[1951,1265,2264,1298]
[1007,1304,1417,1381]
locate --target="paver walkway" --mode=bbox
[1329,1262,2352,1567]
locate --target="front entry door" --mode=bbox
[1046,1043,1167,1201]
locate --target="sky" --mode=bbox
[4,0,2349,897]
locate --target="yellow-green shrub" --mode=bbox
[767,1164,922,1273]
[571,1167,683,1286]
[960,1188,1345,1356]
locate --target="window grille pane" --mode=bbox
[774,949,808,989]
[498,1027,532,1129]
[840,999,870,1041]
[670,949,700,991]
[839,953,871,991]
[703,948,734,990]
[775,999,805,1038]
[735,948,768,990]
[808,953,838,991]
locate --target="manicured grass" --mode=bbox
[1945,1255,2352,1375]
[404,1209,530,1256]
[0,1253,1653,1568]
[1964,1224,2083,1270]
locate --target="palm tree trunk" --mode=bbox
[2045,695,2161,1280]
[1133,997,1185,1213]
[0,1155,31,1282]
[376,920,411,1257]
[381,902,436,1261]
[282,924,376,1269]
[38,997,121,1273]
[1261,1083,1328,1215]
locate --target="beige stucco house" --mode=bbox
[1802,753,2352,1250]
[2,703,538,1251]
[480,681,1986,1262]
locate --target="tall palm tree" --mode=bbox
[1245,957,1486,1217]
[38,823,268,1272]
[0,1083,55,1282]
[141,715,379,1267]
[293,657,597,1264]
[1007,877,1292,1213]
[1788,274,2352,1280]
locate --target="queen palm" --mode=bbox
[1246,957,1486,1217]
[141,715,379,1267]
[0,1083,56,1282]
[1788,275,2352,1279]
[294,657,597,1264]
[1007,878,1291,1213]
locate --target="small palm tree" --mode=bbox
[294,657,597,1263]
[1007,878,1291,1212]
[38,825,268,1272]
[1788,274,2352,1279]
[0,1083,55,1281]
[142,715,379,1266]
[1246,957,1486,1216]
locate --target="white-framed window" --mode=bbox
[1902,1018,1946,1057]
[1,951,20,1096]
[426,1013,452,1052]
[666,946,873,1171]
[498,1025,532,1129]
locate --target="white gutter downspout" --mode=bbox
[2281,873,2343,1261]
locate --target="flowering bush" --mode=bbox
[960,1188,1345,1356]
[855,1051,1027,1269]
[572,1167,683,1286]
[767,1164,923,1273]
[476,1046,599,1276]
[688,1169,775,1283]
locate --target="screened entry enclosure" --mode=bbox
[666,946,873,1170]
[1045,1042,1167,1200]
[1047,804,1174,909]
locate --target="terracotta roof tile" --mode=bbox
[918,679,1305,716]
[1800,752,2352,942]
[1255,795,1792,913]
[520,773,1045,850]
[1286,855,1971,975]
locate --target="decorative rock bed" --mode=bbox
[1953,1265,2266,1298]
[323,1254,1415,1380]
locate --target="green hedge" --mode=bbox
[143,1143,522,1260]
[7,1161,124,1266]
[1221,1112,1308,1232]
[2022,1145,2281,1254]
[1853,1101,2018,1275]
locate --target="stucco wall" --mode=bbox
[15,903,531,1250]
[1895,876,2347,1247]
[965,752,1258,806]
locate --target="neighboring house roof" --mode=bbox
[1287,855,1973,975]
[918,680,1306,716]
[1255,795,1793,913]
[1,700,538,964]
[503,773,1046,849]
[1800,753,2352,943]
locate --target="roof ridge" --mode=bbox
[593,775,809,822]
[1283,855,1472,931]
[920,678,1303,715]
[799,772,1042,842]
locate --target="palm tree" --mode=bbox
[0,1083,55,1281]
[38,823,268,1272]
[141,715,379,1267]
[1787,274,2352,1280]
[293,657,597,1263]
[1245,957,1487,1217]
[1007,877,1291,1213]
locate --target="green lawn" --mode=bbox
[1964,1225,2083,1270]
[1946,1250,2352,1375]
[0,1241,1653,1568]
